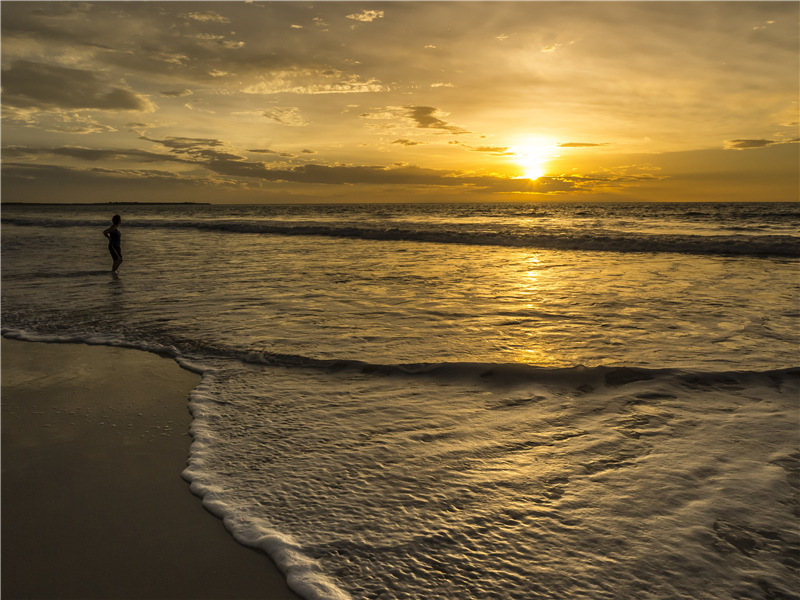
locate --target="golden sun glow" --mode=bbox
[511,142,558,180]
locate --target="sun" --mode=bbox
[511,141,557,180]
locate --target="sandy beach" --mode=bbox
[1,338,300,600]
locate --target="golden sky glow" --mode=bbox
[1,1,798,203]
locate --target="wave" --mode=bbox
[5,328,797,392]
[4,216,798,257]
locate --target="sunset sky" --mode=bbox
[2,1,798,204]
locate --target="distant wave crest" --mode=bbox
[4,216,799,257]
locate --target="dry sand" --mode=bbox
[1,338,301,600]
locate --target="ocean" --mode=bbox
[2,201,798,599]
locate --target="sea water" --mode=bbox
[2,202,798,599]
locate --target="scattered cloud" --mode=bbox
[141,135,247,162]
[243,69,387,95]
[190,33,245,50]
[724,138,799,150]
[3,107,118,134]
[1,1,796,203]
[186,11,230,24]
[471,146,513,155]
[450,141,512,155]
[405,106,468,134]
[262,106,309,126]
[346,10,384,23]
[360,106,468,134]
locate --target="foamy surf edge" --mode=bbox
[182,374,353,600]
[0,327,350,600]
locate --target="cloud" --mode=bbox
[558,142,609,148]
[243,69,387,95]
[470,146,512,155]
[247,148,294,158]
[185,11,230,24]
[2,107,118,134]
[160,89,193,97]
[2,144,193,164]
[262,106,309,126]
[405,106,468,133]
[724,138,800,150]
[1,162,248,200]
[346,10,384,23]
[141,136,247,162]
[393,139,422,146]
[449,141,511,155]
[189,32,245,50]
[360,106,468,134]
[3,142,666,199]
[1,60,155,112]
[198,157,635,195]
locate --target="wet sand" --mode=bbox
[1,338,301,600]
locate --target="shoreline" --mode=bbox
[1,338,300,600]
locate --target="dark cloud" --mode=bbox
[141,136,247,162]
[1,162,187,189]
[2,145,191,164]
[392,139,422,146]
[203,161,458,185]
[1,162,249,204]
[724,138,800,150]
[1,60,154,112]
[201,157,647,194]
[247,148,294,158]
[405,106,468,134]
[160,89,194,97]
[3,143,665,200]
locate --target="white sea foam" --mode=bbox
[179,358,799,599]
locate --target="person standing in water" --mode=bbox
[103,214,123,273]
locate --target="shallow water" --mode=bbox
[3,202,799,599]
